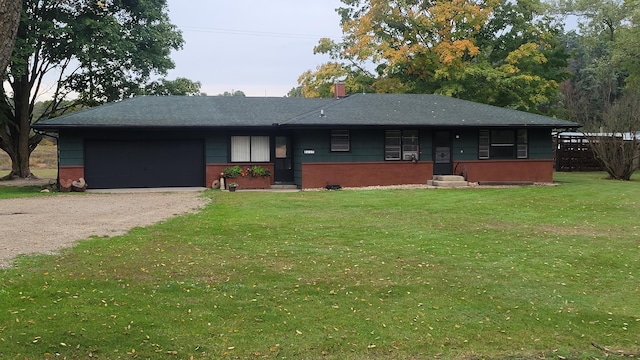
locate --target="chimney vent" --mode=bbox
[334,82,346,99]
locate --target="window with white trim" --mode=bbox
[478,129,528,159]
[231,136,270,162]
[385,130,419,160]
[331,130,350,152]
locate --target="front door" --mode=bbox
[433,131,453,175]
[274,136,294,183]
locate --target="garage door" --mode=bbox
[84,139,205,189]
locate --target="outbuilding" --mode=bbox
[33,94,579,189]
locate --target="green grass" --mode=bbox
[0,186,53,199]
[1,172,639,359]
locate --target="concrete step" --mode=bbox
[431,180,469,188]
[433,175,466,182]
[429,175,468,188]
[271,184,298,190]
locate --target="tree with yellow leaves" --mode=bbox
[300,0,570,115]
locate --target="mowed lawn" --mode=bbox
[0,172,638,359]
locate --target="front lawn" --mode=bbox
[0,172,638,359]
[0,185,52,199]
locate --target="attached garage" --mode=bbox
[84,139,205,189]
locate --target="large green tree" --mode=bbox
[551,0,637,123]
[0,0,183,179]
[0,0,21,74]
[142,77,203,96]
[300,0,570,115]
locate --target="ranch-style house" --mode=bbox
[33,93,579,190]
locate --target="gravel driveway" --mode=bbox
[0,191,209,268]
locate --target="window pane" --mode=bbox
[275,136,287,158]
[385,130,401,160]
[251,136,270,162]
[490,146,515,159]
[231,136,250,162]
[517,144,528,158]
[331,130,350,152]
[517,129,528,144]
[479,130,490,159]
[491,130,514,145]
[402,130,419,160]
[402,130,419,149]
[517,130,528,158]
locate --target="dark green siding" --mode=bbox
[294,129,432,162]
[205,132,228,164]
[292,128,433,185]
[452,129,479,161]
[58,131,84,166]
[451,128,553,161]
[529,128,553,159]
[294,129,380,163]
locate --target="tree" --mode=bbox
[286,86,304,98]
[0,0,21,73]
[0,0,184,179]
[584,89,640,180]
[550,0,635,124]
[218,90,246,97]
[301,0,569,114]
[613,0,640,87]
[142,78,203,96]
[549,0,640,179]
[297,36,377,98]
[298,62,349,98]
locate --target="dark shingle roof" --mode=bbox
[34,96,333,129]
[286,94,577,128]
[33,94,578,130]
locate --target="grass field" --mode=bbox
[0,142,57,179]
[0,172,638,359]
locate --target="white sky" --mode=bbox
[163,1,345,97]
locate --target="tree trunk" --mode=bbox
[0,0,21,73]
[1,73,42,180]
[0,0,26,179]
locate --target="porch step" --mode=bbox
[434,175,465,182]
[270,184,298,190]
[428,175,469,188]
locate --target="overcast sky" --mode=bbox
[163,1,345,97]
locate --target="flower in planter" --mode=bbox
[222,165,270,178]
[222,166,243,178]
[247,165,270,177]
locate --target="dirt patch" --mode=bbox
[0,192,209,268]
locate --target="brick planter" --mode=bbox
[226,176,271,190]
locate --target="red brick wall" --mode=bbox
[454,160,554,183]
[66,161,551,189]
[301,162,434,189]
[206,164,274,189]
[59,166,84,182]
[226,176,272,190]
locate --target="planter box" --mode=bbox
[226,176,271,190]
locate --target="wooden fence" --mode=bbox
[554,133,603,172]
